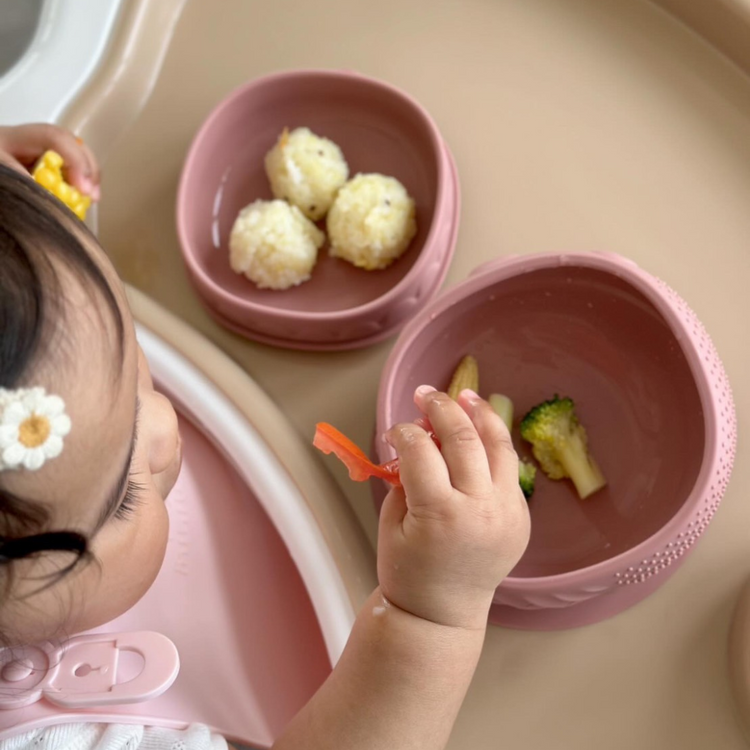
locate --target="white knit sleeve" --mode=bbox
[0,723,230,750]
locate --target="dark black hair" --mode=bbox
[0,162,124,591]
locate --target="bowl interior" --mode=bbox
[179,73,441,315]
[382,266,706,577]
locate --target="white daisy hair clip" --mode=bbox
[0,387,71,472]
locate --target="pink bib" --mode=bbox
[0,412,334,749]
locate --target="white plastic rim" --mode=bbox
[136,323,356,666]
[0,0,123,125]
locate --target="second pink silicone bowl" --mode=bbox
[176,69,459,350]
[375,252,737,630]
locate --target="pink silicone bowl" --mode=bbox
[176,69,459,350]
[375,252,737,630]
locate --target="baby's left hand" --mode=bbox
[0,123,100,200]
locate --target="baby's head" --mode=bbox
[0,164,181,646]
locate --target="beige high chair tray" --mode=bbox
[50,0,750,747]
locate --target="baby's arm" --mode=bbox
[0,123,100,199]
[275,386,530,749]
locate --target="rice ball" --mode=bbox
[228,199,325,290]
[264,127,349,221]
[327,174,417,271]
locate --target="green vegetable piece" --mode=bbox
[519,395,606,499]
[518,460,536,500]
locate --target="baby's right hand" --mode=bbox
[0,123,100,200]
[377,386,531,630]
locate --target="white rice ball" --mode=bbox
[327,173,417,271]
[228,199,325,290]
[264,127,349,221]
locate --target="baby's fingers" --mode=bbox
[456,389,519,489]
[385,421,450,510]
[49,128,100,199]
[1,124,99,198]
[73,138,101,199]
[414,386,493,499]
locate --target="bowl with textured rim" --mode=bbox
[374,252,737,630]
[176,69,460,350]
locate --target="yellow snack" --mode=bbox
[32,150,91,220]
[447,355,479,400]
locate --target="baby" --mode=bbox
[0,124,530,750]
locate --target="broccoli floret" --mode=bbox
[519,395,606,499]
[518,460,536,500]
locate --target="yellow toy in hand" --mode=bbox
[32,150,91,220]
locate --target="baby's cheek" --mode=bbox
[66,499,169,632]
[119,491,169,596]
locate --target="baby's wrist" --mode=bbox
[374,586,492,634]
